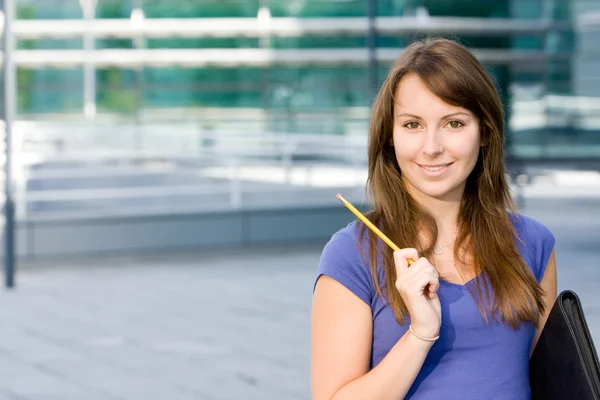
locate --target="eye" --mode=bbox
[447,120,464,129]
[404,122,421,130]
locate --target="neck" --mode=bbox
[425,198,460,241]
[407,185,463,242]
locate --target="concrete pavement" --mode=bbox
[0,197,598,400]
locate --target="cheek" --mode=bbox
[392,133,421,161]
[458,142,480,161]
[452,131,481,161]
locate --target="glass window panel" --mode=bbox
[510,0,544,19]
[269,0,366,17]
[271,36,366,49]
[17,68,83,114]
[19,0,82,19]
[423,0,509,18]
[143,0,260,18]
[376,0,407,16]
[146,38,259,49]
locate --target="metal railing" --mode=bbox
[7,121,369,220]
[3,95,600,220]
[12,16,564,40]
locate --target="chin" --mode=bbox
[411,182,463,201]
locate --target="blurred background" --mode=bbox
[0,0,598,399]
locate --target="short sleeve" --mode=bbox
[524,217,556,282]
[313,231,374,306]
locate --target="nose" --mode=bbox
[421,129,444,157]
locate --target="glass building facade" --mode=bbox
[9,0,600,161]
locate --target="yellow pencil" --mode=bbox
[336,193,414,266]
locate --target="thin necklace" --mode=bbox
[420,232,455,255]
[433,239,455,255]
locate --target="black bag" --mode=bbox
[530,290,600,400]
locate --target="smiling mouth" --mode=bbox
[418,163,453,172]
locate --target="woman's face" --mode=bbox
[392,74,481,203]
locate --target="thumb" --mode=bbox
[393,248,419,274]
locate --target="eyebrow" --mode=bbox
[396,111,471,120]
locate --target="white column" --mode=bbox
[80,0,97,119]
[257,2,271,49]
[130,1,145,152]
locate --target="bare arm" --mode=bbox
[530,249,558,356]
[311,276,434,400]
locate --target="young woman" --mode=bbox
[311,38,557,400]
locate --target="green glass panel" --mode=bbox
[97,68,137,113]
[551,0,574,21]
[145,38,259,49]
[376,0,407,16]
[269,0,366,17]
[21,0,82,19]
[16,38,83,50]
[96,1,131,18]
[423,0,509,18]
[96,39,134,50]
[511,0,544,19]
[17,3,37,19]
[376,36,409,48]
[271,36,366,49]
[512,35,545,50]
[18,68,83,113]
[143,0,260,18]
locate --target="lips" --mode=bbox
[418,162,453,172]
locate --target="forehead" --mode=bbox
[394,74,468,116]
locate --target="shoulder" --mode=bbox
[510,213,556,252]
[510,213,556,282]
[510,213,554,240]
[321,221,364,253]
[313,221,375,305]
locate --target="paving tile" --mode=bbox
[0,198,597,399]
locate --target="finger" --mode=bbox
[393,248,419,274]
[411,257,432,270]
[411,258,440,278]
[412,270,439,297]
[427,273,440,298]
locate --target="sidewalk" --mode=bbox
[0,198,598,400]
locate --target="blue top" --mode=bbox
[314,213,555,400]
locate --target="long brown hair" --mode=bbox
[361,37,545,329]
